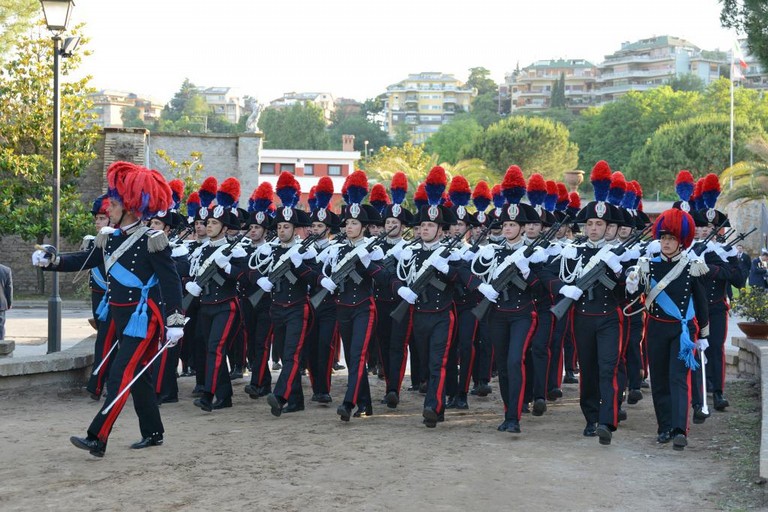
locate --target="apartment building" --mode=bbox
[268,92,336,124]
[506,59,597,113]
[381,72,477,144]
[739,39,768,91]
[88,90,164,128]
[197,86,245,124]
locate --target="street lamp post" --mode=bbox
[364,140,369,159]
[40,0,75,354]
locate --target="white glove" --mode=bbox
[166,327,184,347]
[644,240,661,256]
[625,270,640,294]
[321,277,337,293]
[620,248,640,262]
[514,256,530,279]
[289,250,304,268]
[431,254,450,275]
[32,250,51,267]
[397,286,418,304]
[359,249,373,268]
[559,285,583,300]
[477,244,496,260]
[604,251,623,273]
[561,245,578,260]
[695,338,709,352]
[462,250,476,263]
[477,283,499,303]
[529,246,548,264]
[303,246,318,261]
[215,253,231,268]
[688,250,706,264]
[185,281,202,297]
[400,247,414,262]
[546,244,562,257]
[369,246,385,262]
[389,243,404,260]
[171,245,189,258]
[257,277,273,292]
[230,246,247,259]
[257,243,273,257]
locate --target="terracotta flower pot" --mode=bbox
[737,321,768,340]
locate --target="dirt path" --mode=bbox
[0,373,744,511]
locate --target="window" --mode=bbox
[281,164,295,174]
[304,164,314,176]
[328,165,341,176]
[261,163,275,175]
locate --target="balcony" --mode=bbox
[443,96,456,104]
[597,69,674,82]
[518,89,549,98]
[596,83,655,95]
[601,54,672,66]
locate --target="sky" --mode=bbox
[62,0,739,105]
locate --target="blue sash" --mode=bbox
[92,267,110,321]
[108,261,158,338]
[650,258,698,369]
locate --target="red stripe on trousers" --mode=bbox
[516,312,538,417]
[352,298,377,404]
[258,326,273,384]
[281,302,310,401]
[463,319,478,394]
[434,308,456,412]
[211,301,237,394]
[396,307,414,391]
[611,307,624,426]
[95,320,117,392]
[325,324,338,390]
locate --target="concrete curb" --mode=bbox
[731,336,768,479]
[0,335,95,392]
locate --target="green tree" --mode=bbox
[625,114,767,198]
[328,115,390,152]
[259,103,330,150]
[522,108,579,130]
[668,73,706,92]
[720,0,768,68]
[154,150,204,212]
[121,106,147,128]
[0,0,37,60]
[720,138,768,202]
[365,143,438,209]
[461,116,578,178]
[424,117,483,165]
[469,93,501,128]
[392,124,413,147]
[164,78,200,122]
[550,72,566,108]
[438,159,504,189]
[699,77,768,127]
[466,67,498,96]
[0,24,99,292]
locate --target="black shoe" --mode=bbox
[476,382,492,397]
[563,371,578,384]
[337,403,352,422]
[244,384,261,399]
[422,407,438,428]
[310,393,319,402]
[583,423,597,437]
[130,433,163,449]
[385,391,399,409]
[521,403,530,414]
[547,388,563,401]
[618,409,627,422]
[267,393,283,417]
[332,362,345,371]
[497,420,510,432]
[159,395,178,404]
[407,385,419,392]
[455,394,469,410]
[713,392,729,411]
[272,362,282,371]
[70,436,106,457]
[193,397,213,412]
[627,389,643,405]
[596,424,612,445]
[572,367,580,375]
[300,368,307,376]
[672,433,688,451]
[86,389,101,401]
[506,419,521,434]
[693,405,710,424]
[284,402,305,413]
[229,366,243,380]
[657,430,672,444]
[316,393,333,404]
[640,379,650,389]
[419,382,427,394]
[191,385,205,398]
[532,398,547,416]
[470,385,479,396]
[445,396,457,409]
[212,397,232,410]
[353,403,373,417]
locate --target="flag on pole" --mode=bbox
[732,63,745,81]
[733,40,748,70]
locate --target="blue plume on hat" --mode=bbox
[502,166,526,205]
[590,161,612,202]
[276,171,298,207]
[346,170,368,205]
[425,166,447,206]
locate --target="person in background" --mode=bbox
[0,262,12,340]
[736,244,751,279]
[748,249,768,289]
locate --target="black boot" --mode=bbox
[130,433,164,449]
[693,405,710,424]
[563,371,578,384]
[266,393,285,417]
[476,381,492,397]
[337,402,353,422]
[455,393,469,410]
[713,392,729,411]
[385,391,399,409]
[627,389,643,404]
[532,398,547,416]
[422,407,438,428]
[70,435,106,457]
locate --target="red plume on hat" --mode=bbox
[590,160,612,202]
[491,184,505,209]
[216,177,241,209]
[370,183,389,213]
[390,172,408,205]
[653,208,695,248]
[449,175,471,207]
[307,186,318,211]
[567,191,581,217]
[276,171,299,206]
[198,176,218,208]
[168,179,185,210]
[186,191,201,219]
[701,173,721,209]
[526,173,547,207]
[555,183,569,212]
[414,182,428,210]
[106,161,172,219]
[346,170,369,205]
[502,165,526,204]
[425,166,447,206]
[472,180,492,213]
[249,182,273,213]
[314,176,334,210]
[674,170,695,202]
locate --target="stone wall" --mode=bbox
[0,128,262,296]
[724,198,766,258]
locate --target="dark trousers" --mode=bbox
[180,300,198,373]
[489,309,536,421]
[563,312,577,372]
[646,317,692,434]
[384,303,413,395]
[227,316,247,369]
[199,300,239,400]
[573,310,622,429]
[525,307,553,402]
[307,302,336,395]
[87,304,163,444]
[625,312,645,390]
[0,309,4,340]
[472,318,493,386]
[337,299,376,407]
[246,303,273,390]
[446,303,478,397]
[704,308,727,393]
[412,308,455,414]
[271,302,312,404]
[375,300,394,383]
[87,315,117,397]
[154,342,180,400]
[547,313,568,391]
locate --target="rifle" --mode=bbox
[182,233,248,311]
[454,225,490,260]
[309,227,396,310]
[688,218,729,256]
[722,227,757,252]
[550,226,652,320]
[471,218,565,321]
[390,232,466,323]
[247,234,320,307]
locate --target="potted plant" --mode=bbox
[732,287,768,339]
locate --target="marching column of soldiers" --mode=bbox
[32,159,748,457]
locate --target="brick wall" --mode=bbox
[0,234,83,296]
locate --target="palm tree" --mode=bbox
[721,138,768,202]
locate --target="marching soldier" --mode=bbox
[34,161,185,457]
